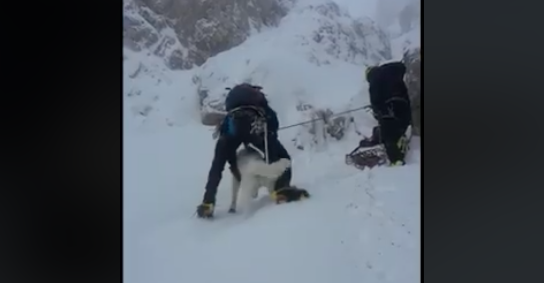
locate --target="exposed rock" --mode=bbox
[167,49,186,70]
[301,2,392,65]
[403,47,421,136]
[124,0,288,70]
[193,74,229,126]
[124,1,161,51]
[291,105,358,151]
[314,109,348,141]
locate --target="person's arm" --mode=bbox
[264,106,279,135]
[226,137,242,182]
[203,136,241,203]
[369,82,386,118]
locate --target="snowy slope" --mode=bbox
[124,127,420,283]
[123,48,199,133]
[123,1,420,283]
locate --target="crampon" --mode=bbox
[345,144,388,170]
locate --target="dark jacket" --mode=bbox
[202,86,289,204]
[367,62,411,119]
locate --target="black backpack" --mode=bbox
[224,84,267,111]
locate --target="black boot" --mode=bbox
[359,126,381,148]
[271,187,310,204]
[270,168,310,204]
[384,134,409,166]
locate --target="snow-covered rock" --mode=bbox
[123,0,414,151]
[403,47,420,136]
[383,0,420,59]
[123,0,288,70]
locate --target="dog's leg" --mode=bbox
[263,178,275,196]
[251,177,260,199]
[238,173,260,212]
[229,176,241,213]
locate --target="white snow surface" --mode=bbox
[124,1,420,283]
[124,127,420,283]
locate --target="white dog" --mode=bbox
[229,148,291,213]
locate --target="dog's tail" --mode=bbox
[245,158,291,179]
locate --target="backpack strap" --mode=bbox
[225,105,270,163]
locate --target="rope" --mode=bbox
[211,105,371,140]
[264,122,269,163]
[278,105,370,131]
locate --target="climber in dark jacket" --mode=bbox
[197,83,309,218]
[361,61,412,166]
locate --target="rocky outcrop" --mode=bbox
[313,109,349,141]
[289,102,360,151]
[403,47,421,136]
[123,0,288,70]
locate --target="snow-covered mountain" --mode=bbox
[124,0,394,146]
[123,1,420,283]
[193,0,393,150]
[124,0,290,70]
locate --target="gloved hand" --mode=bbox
[229,165,241,182]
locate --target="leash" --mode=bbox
[213,105,372,137]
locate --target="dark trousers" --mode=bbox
[274,167,292,191]
[377,100,411,163]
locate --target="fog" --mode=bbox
[332,0,420,31]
